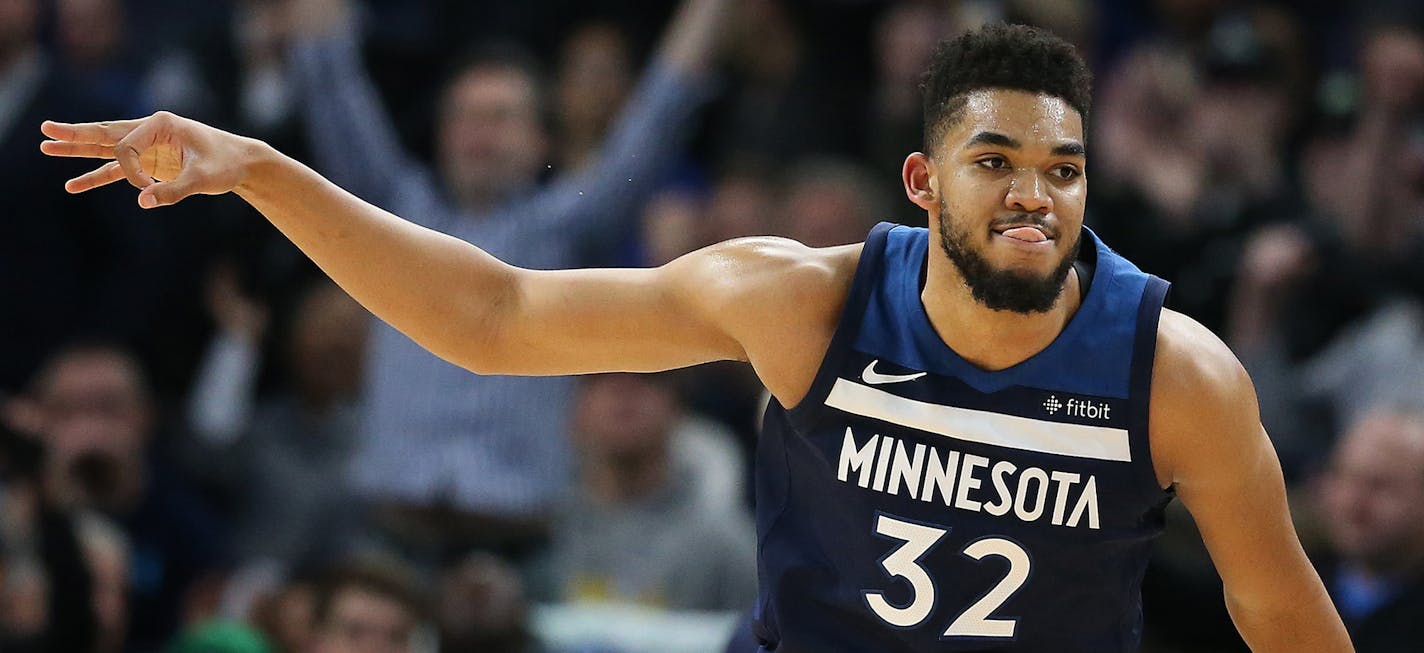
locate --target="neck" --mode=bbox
[582,444,670,505]
[921,258,1081,372]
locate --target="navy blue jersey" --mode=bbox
[753,223,1174,652]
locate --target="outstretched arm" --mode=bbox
[39,113,845,397]
[285,0,426,213]
[531,0,731,240]
[1151,310,1353,652]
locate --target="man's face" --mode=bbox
[573,374,679,459]
[35,352,150,468]
[928,89,1087,313]
[1320,414,1424,569]
[313,588,415,653]
[438,66,546,208]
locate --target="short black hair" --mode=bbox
[920,23,1092,152]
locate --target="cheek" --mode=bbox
[1054,183,1086,218]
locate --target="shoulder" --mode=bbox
[669,236,862,405]
[1153,309,1253,397]
[1148,309,1261,486]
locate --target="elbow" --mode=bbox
[440,268,523,376]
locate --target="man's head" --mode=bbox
[1319,408,1424,575]
[28,343,153,509]
[438,46,549,211]
[783,158,888,248]
[904,23,1092,314]
[310,558,426,653]
[573,373,681,463]
[437,553,531,651]
[0,0,38,66]
[286,280,368,410]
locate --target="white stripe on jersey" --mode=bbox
[825,379,1132,462]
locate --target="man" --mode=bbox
[1315,407,1424,651]
[282,0,730,554]
[41,22,1350,652]
[308,558,426,653]
[24,343,228,650]
[551,373,756,611]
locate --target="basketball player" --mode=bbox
[41,23,1350,653]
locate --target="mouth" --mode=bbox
[991,222,1055,247]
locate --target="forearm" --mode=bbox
[187,332,260,444]
[233,141,512,369]
[1226,576,1353,652]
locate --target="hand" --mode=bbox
[40,111,258,208]
[1238,223,1316,294]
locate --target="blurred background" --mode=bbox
[2,0,1424,651]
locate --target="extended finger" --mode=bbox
[41,119,144,146]
[65,161,125,194]
[40,140,118,159]
[113,121,162,189]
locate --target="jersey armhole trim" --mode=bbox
[1128,274,1172,494]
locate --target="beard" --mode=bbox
[936,198,1080,314]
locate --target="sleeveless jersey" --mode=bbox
[753,223,1174,652]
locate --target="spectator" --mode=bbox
[0,0,164,395]
[0,555,47,652]
[27,343,229,650]
[1224,20,1424,467]
[553,21,635,173]
[699,159,780,245]
[638,186,706,266]
[308,557,428,653]
[0,416,98,652]
[438,553,538,653]
[185,276,369,568]
[1314,407,1424,650]
[779,157,891,248]
[548,373,755,612]
[863,1,949,181]
[1091,8,1307,332]
[53,0,150,117]
[284,0,732,562]
[709,0,852,161]
[249,576,316,653]
[75,512,131,653]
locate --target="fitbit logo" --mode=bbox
[1042,396,1063,414]
[1043,395,1112,420]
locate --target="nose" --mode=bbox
[1005,169,1052,214]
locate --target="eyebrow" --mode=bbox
[966,131,1020,149]
[965,131,1087,158]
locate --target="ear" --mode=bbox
[902,152,937,213]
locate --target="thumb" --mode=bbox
[137,168,205,208]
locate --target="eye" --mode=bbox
[976,156,1008,170]
[1051,165,1081,181]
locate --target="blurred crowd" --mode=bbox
[1,0,1423,651]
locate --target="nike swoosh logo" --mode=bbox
[861,360,928,385]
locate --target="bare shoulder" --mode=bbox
[670,236,861,405]
[1149,308,1261,487]
[674,236,860,315]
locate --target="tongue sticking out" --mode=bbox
[1000,226,1048,243]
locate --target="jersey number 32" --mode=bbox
[865,514,1031,638]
